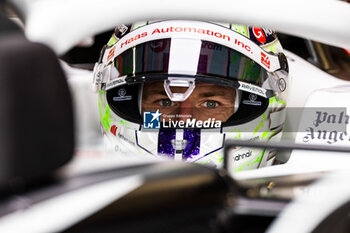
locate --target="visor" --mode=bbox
[97,37,284,99]
[106,39,273,128]
[114,39,268,88]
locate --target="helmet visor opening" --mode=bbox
[114,39,268,86]
[108,38,273,128]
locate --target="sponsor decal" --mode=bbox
[243,93,262,106]
[249,27,276,45]
[116,23,255,58]
[238,82,267,97]
[143,110,161,129]
[112,88,132,101]
[107,47,115,62]
[278,78,286,92]
[234,150,252,161]
[120,32,148,48]
[151,27,231,41]
[249,136,260,141]
[105,76,127,90]
[252,27,266,44]
[110,125,118,136]
[117,132,135,145]
[249,93,257,101]
[118,88,126,96]
[105,21,280,73]
[152,27,252,52]
[261,52,270,69]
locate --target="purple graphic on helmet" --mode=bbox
[158,128,175,157]
[183,129,201,159]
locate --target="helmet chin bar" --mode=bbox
[163,78,196,102]
[171,138,188,161]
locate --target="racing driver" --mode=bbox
[93,20,290,172]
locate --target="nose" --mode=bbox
[178,100,193,121]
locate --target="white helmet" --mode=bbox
[93,20,290,172]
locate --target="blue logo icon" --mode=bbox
[143,110,161,129]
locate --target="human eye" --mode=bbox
[158,99,175,107]
[202,100,219,109]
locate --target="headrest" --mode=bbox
[0,33,74,193]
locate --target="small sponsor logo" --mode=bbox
[249,93,257,101]
[234,150,252,161]
[243,93,262,106]
[110,125,118,136]
[261,52,271,69]
[105,76,127,90]
[107,47,115,61]
[249,27,276,45]
[239,82,267,97]
[143,110,161,129]
[118,88,126,96]
[112,88,132,101]
[252,27,266,44]
[117,132,135,145]
[120,32,148,49]
[278,78,286,92]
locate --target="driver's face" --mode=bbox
[142,82,236,122]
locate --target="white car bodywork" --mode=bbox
[9,0,350,54]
